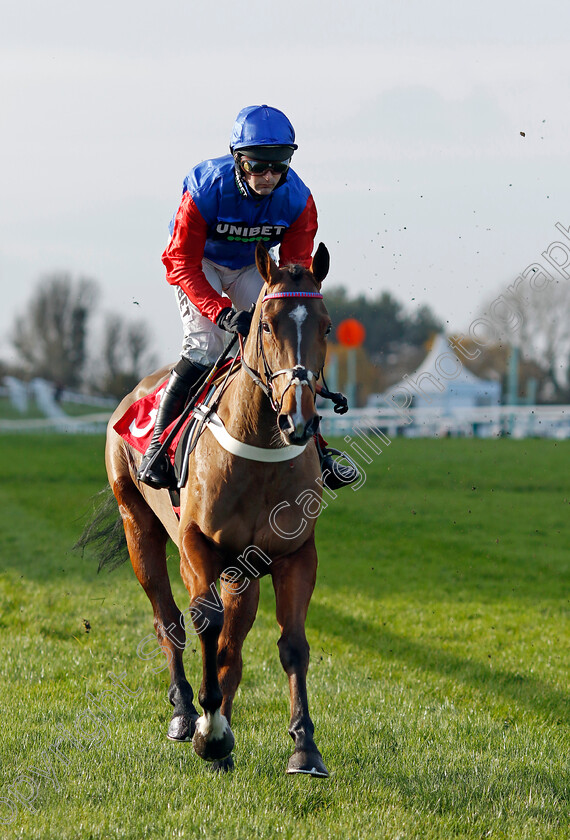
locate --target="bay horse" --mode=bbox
[105,242,332,775]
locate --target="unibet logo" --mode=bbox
[215,223,286,243]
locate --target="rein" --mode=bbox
[240,290,324,413]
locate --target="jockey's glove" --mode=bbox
[319,384,349,415]
[330,392,349,415]
[216,307,253,337]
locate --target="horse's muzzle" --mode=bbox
[278,411,320,445]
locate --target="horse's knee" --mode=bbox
[154,614,185,650]
[217,643,237,677]
[217,644,243,689]
[192,600,224,639]
[277,632,309,674]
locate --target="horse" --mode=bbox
[104,241,332,776]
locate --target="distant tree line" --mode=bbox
[7,272,567,405]
[323,286,443,361]
[506,279,570,402]
[6,273,157,399]
[4,274,446,400]
[325,281,570,402]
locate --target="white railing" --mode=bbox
[0,412,113,434]
[0,377,117,433]
[1,390,568,440]
[318,404,570,440]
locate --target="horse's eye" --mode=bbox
[262,322,271,334]
[325,323,332,336]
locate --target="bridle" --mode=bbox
[239,290,324,414]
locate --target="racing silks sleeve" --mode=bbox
[278,194,318,268]
[161,192,229,323]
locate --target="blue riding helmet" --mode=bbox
[230,105,298,160]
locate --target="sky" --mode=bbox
[2,0,570,368]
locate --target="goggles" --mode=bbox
[239,158,291,175]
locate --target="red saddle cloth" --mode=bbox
[112,358,238,459]
[113,380,191,517]
[113,379,195,463]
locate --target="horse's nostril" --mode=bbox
[278,412,319,442]
[278,414,295,434]
[306,415,319,437]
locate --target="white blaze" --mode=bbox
[289,305,308,431]
[292,384,304,433]
[289,304,307,364]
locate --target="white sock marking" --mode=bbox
[195,709,228,740]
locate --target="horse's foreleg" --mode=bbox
[218,576,260,723]
[179,526,235,763]
[272,536,328,777]
[113,477,199,741]
[205,576,260,772]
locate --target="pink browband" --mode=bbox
[262,291,323,302]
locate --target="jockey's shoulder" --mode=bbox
[183,155,233,195]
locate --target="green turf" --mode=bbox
[0,434,568,839]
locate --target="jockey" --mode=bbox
[138,104,358,490]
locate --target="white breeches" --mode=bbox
[176,258,264,366]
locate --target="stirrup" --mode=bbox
[137,449,175,490]
[320,447,361,490]
[136,363,203,490]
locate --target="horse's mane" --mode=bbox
[282,263,320,289]
[286,264,305,281]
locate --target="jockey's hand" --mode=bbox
[318,384,349,415]
[330,391,349,415]
[216,307,253,337]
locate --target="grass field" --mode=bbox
[0,434,568,839]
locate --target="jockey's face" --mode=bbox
[240,155,283,197]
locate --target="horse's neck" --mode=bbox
[219,361,276,446]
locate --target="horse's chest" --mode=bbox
[189,462,319,556]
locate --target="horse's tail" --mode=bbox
[74,485,129,572]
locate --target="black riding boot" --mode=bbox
[137,359,206,489]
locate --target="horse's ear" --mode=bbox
[255,241,281,286]
[311,243,330,286]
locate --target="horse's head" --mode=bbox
[246,242,332,446]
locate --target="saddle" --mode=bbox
[113,358,240,514]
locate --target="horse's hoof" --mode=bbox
[166,713,198,742]
[208,755,235,773]
[286,749,329,777]
[192,711,235,762]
